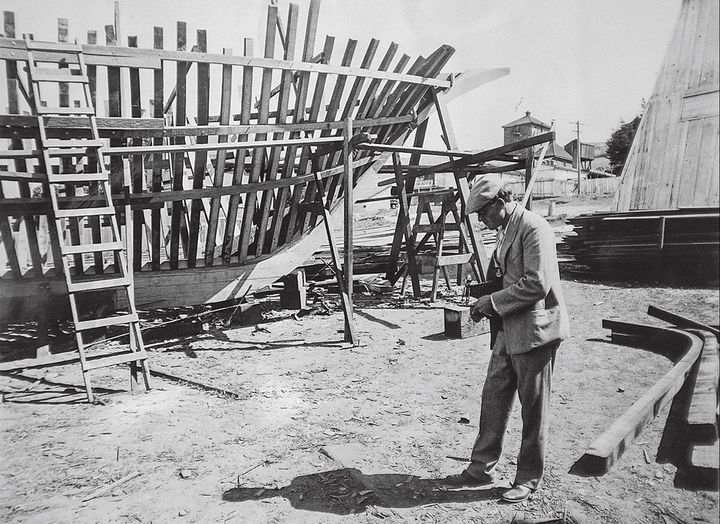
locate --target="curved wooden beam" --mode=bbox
[570,321,703,476]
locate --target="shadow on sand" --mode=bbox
[222,468,502,515]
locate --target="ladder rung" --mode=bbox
[47,172,108,184]
[55,206,115,218]
[31,68,88,83]
[44,139,104,148]
[61,241,124,255]
[37,106,95,115]
[0,150,41,159]
[82,350,148,371]
[76,313,139,331]
[0,171,45,182]
[26,40,83,53]
[67,275,130,292]
[46,147,98,157]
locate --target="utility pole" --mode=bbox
[571,121,583,194]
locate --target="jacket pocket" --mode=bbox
[505,306,566,354]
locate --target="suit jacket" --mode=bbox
[489,204,569,354]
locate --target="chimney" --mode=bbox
[525,111,531,117]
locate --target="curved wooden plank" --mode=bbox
[570,324,703,476]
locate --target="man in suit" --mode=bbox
[440,174,569,503]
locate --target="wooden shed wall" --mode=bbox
[613,0,719,211]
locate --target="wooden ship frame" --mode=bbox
[0,1,554,400]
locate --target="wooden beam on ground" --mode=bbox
[647,304,720,338]
[570,321,703,476]
[149,367,246,399]
[685,330,719,439]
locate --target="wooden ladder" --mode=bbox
[24,39,150,403]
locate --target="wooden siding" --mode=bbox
[614,0,719,211]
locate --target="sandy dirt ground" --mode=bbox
[1,195,718,524]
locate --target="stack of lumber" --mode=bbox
[561,207,719,284]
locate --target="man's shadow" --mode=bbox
[222,468,500,515]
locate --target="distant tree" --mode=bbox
[606,115,641,175]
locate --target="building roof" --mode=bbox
[536,140,573,162]
[502,111,551,129]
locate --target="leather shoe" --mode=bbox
[501,484,534,503]
[437,471,494,490]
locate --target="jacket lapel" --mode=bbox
[498,204,524,271]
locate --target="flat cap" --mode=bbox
[465,174,504,215]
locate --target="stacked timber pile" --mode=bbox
[561,207,720,285]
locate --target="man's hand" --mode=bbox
[470,295,495,322]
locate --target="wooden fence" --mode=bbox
[505,176,620,199]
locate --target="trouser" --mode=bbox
[465,330,558,489]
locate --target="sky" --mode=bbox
[2,0,681,150]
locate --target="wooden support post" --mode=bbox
[86,30,103,274]
[343,117,354,309]
[204,47,233,266]
[86,30,97,107]
[238,5,277,263]
[186,28,209,268]
[386,119,428,281]
[524,152,533,211]
[151,26,164,271]
[3,10,43,278]
[128,35,144,271]
[169,22,186,270]
[289,34,335,240]
[222,38,253,263]
[392,152,421,295]
[313,171,357,345]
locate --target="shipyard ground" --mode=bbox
[1,195,718,524]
